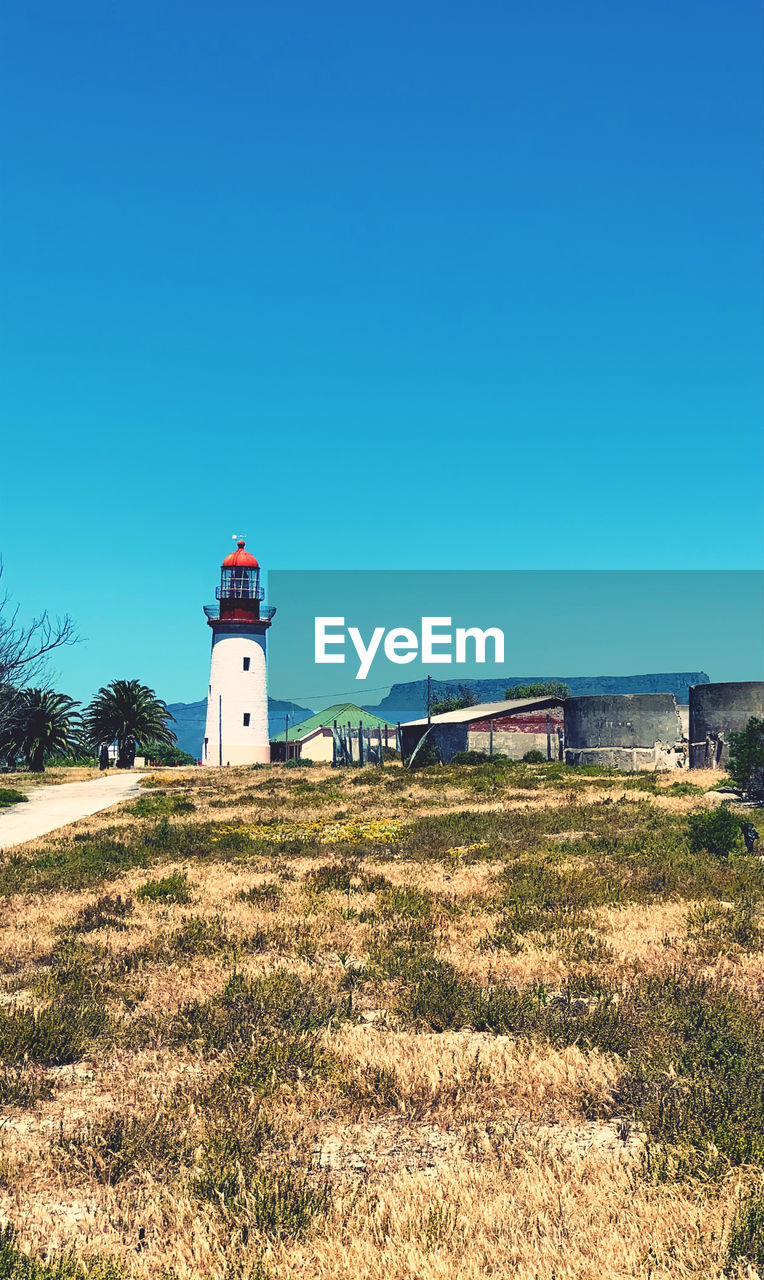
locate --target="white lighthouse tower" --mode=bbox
[202,540,275,766]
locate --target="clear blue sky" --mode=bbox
[1,1,761,704]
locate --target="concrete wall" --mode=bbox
[689,681,764,769]
[203,626,270,766]
[400,723,468,763]
[468,729,560,760]
[564,693,684,769]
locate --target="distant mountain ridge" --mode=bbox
[361,673,710,726]
[168,673,710,758]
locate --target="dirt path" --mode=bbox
[0,773,142,849]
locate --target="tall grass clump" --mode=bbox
[136,870,191,903]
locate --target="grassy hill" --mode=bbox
[0,757,760,1277]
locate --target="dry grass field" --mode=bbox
[0,757,763,1279]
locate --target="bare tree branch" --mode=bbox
[0,560,79,752]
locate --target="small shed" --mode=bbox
[270,702,397,763]
[400,697,565,764]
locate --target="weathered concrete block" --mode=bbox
[689,681,764,769]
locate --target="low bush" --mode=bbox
[450,751,511,766]
[167,970,349,1053]
[136,871,191,904]
[0,1225,125,1279]
[687,805,743,860]
[130,792,196,816]
[0,1001,108,1066]
[0,787,26,808]
[724,1187,764,1275]
[0,836,149,898]
[729,717,764,802]
[522,749,546,764]
[240,1169,331,1238]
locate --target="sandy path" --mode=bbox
[0,773,142,849]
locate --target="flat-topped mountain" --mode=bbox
[362,673,709,726]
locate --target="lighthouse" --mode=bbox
[202,540,275,766]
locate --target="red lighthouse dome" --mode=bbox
[222,540,259,569]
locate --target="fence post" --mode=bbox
[358,721,364,765]
[489,718,494,757]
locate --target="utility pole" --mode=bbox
[427,674,432,725]
[285,713,289,763]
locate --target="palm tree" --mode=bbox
[8,688,82,772]
[85,679,176,768]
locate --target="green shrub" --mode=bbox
[661,781,704,797]
[429,685,478,716]
[505,681,569,700]
[0,836,150,898]
[406,735,440,769]
[244,1169,331,1239]
[729,717,764,802]
[136,871,191,904]
[450,751,511,766]
[0,1001,108,1066]
[522,749,546,764]
[0,788,26,808]
[168,970,349,1053]
[0,1224,125,1278]
[724,1187,764,1275]
[140,740,197,766]
[130,792,196,816]
[169,915,228,956]
[303,863,357,894]
[687,805,743,860]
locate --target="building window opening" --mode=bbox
[243,657,250,671]
[243,713,250,726]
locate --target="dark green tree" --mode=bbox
[505,681,570,700]
[85,679,175,769]
[6,688,81,771]
[141,739,197,766]
[728,717,764,802]
[430,684,479,716]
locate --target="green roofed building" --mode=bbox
[270,702,397,762]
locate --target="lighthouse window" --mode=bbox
[242,657,250,671]
[243,713,250,726]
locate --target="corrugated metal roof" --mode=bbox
[271,702,396,742]
[402,696,563,728]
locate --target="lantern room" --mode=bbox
[216,540,264,620]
